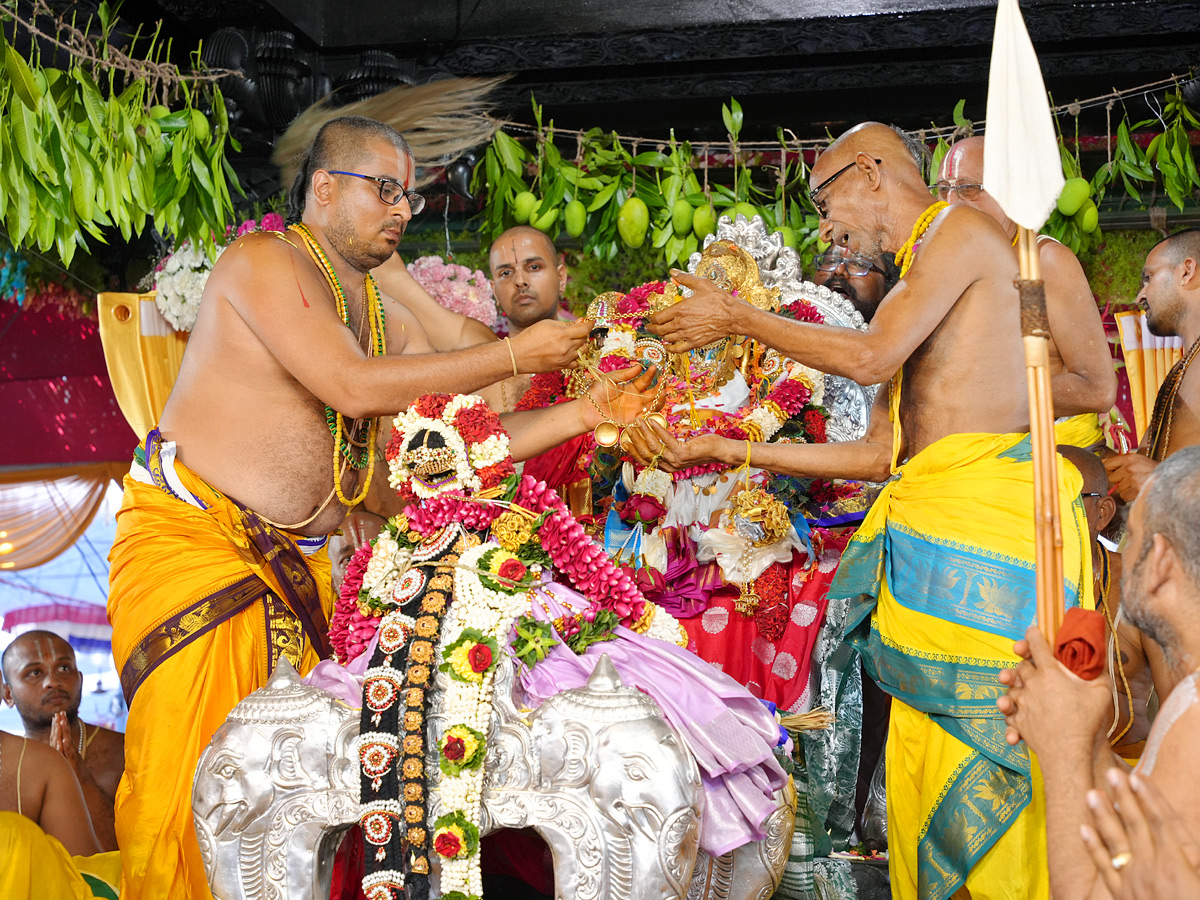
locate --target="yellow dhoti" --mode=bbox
[0,812,122,899]
[1053,412,1104,449]
[832,431,1091,900]
[107,431,333,900]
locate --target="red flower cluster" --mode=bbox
[768,378,814,416]
[515,372,570,412]
[804,409,827,442]
[753,562,791,641]
[467,643,494,673]
[497,557,528,582]
[780,299,824,324]
[623,280,669,310]
[477,460,515,490]
[442,736,466,761]
[415,394,451,418]
[620,493,667,526]
[434,831,463,858]
[455,404,496,443]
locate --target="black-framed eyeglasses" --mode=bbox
[814,249,885,277]
[935,181,985,201]
[808,158,881,217]
[327,171,425,213]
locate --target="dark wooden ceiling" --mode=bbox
[119,0,1199,143]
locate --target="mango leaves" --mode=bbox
[0,31,238,265]
[475,96,818,270]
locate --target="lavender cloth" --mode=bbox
[521,582,787,857]
[302,632,377,707]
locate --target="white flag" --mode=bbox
[982,0,1064,231]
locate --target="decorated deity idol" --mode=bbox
[515,217,878,714]
[324,392,791,900]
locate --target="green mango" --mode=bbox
[778,226,797,249]
[564,199,587,237]
[692,205,716,239]
[617,196,650,248]
[1056,177,1091,217]
[149,105,171,119]
[1074,198,1099,233]
[734,201,759,221]
[513,191,538,224]
[671,198,694,235]
[190,108,211,144]
[532,207,559,233]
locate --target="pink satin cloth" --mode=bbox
[521,582,787,857]
[636,525,723,618]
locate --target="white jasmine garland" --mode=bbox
[643,601,688,646]
[600,325,638,358]
[467,434,508,470]
[361,532,404,602]
[154,240,223,332]
[632,466,672,502]
[743,405,784,440]
[434,542,531,899]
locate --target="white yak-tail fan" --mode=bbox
[273,75,508,190]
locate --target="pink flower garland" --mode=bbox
[329,544,379,663]
[402,475,645,626]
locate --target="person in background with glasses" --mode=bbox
[1058,445,1173,762]
[106,115,659,900]
[937,137,1116,450]
[810,245,900,322]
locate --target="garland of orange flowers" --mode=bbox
[894,201,949,278]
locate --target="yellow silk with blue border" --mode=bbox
[832,429,1091,900]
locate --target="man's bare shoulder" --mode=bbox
[1039,237,1091,286]
[914,203,1013,275]
[1143,682,1200,823]
[217,230,304,278]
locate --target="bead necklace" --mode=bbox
[1096,544,1134,747]
[895,201,949,278]
[288,223,384,508]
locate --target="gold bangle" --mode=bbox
[504,337,519,377]
[745,440,752,469]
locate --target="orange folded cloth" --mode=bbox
[1054,607,1107,680]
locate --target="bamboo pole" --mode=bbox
[1017,227,1065,641]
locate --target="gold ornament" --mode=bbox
[594,421,621,447]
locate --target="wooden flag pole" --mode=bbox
[1017,226,1065,641]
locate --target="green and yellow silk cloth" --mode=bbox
[830,430,1092,900]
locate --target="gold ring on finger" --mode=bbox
[1110,851,1133,871]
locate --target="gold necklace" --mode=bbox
[287,224,382,508]
[895,201,949,278]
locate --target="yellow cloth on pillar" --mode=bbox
[108,436,333,900]
[832,430,1091,900]
[0,811,122,899]
[1053,412,1104,449]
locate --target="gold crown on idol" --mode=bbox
[404,443,458,476]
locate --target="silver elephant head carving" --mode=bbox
[196,656,789,900]
[193,659,360,900]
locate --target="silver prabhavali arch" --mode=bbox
[194,651,795,900]
[686,213,879,443]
